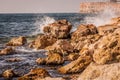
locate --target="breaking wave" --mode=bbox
[31,16,55,35]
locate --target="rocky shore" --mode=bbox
[1,17,120,80]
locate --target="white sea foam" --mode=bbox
[15,46,45,52]
[31,16,55,35]
[84,8,118,27]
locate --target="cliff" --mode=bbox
[80,2,120,14]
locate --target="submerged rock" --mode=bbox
[36,53,64,65]
[78,62,120,80]
[18,68,50,80]
[6,36,27,46]
[43,19,72,39]
[58,53,92,74]
[5,58,22,62]
[2,69,16,79]
[45,40,74,56]
[0,47,15,55]
[29,34,57,50]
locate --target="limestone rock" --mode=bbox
[58,54,92,74]
[71,24,98,42]
[93,33,120,64]
[29,34,57,49]
[97,24,120,35]
[78,62,120,80]
[6,36,27,46]
[65,53,79,61]
[36,53,64,65]
[0,47,15,55]
[43,19,72,39]
[35,77,65,80]
[45,40,74,56]
[18,68,50,80]
[2,69,16,79]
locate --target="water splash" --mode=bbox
[31,16,55,35]
[84,7,118,27]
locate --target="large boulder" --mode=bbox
[93,33,120,64]
[43,19,72,39]
[0,47,15,55]
[71,24,98,42]
[6,36,27,46]
[36,53,64,65]
[45,40,74,56]
[58,53,92,74]
[78,62,120,80]
[18,68,50,80]
[29,34,57,50]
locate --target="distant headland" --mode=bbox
[80,0,120,14]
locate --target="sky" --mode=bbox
[0,0,108,13]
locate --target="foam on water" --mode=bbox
[15,46,46,53]
[31,16,55,35]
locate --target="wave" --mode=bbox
[15,46,46,53]
[31,16,55,36]
[83,8,118,27]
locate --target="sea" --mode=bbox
[0,13,98,79]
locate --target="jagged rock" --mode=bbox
[0,47,15,55]
[35,77,65,80]
[2,69,16,79]
[5,58,21,62]
[29,34,57,49]
[78,62,120,80]
[97,24,120,35]
[36,58,46,65]
[65,53,79,61]
[43,19,72,39]
[58,53,92,74]
[18,68,50,80]
[6,36,27,46]
[93,33,120,64]
[72,34,101,51]
[36,53,64,65]
[45,40,74,56]
[71,24,98,42]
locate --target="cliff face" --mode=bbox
[80,2,120,14]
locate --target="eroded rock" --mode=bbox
[2,69,16,79]
[45,40,74,56]
[43,19,72,39]
[58,53,92,74]
[18,68,50,80]
[78,62,120,80]
[0,47,15,55]
[71,24,98,42]
[6,36,27,46]
[36,53,64,65]
[29,34,57,50]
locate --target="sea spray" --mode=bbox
[31,16,55,35]
[84,7,118,27]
